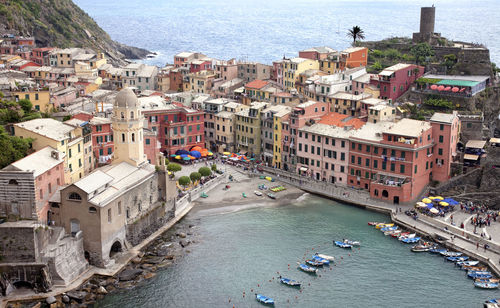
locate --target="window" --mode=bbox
[357,157,361,165]
[108,209,112,223]
[366,145,370,153]
[414,165,418,174]
[440,124,444,131]
[118,201,122,215]
[352,143,355,150]
[108,148,112,154]
[351,155,355,163]
[122,133,125,142]
[390,163,395,172]
[401,151,405,159]
[426,161,429,170]
[69,149,72,158]
[146,138,150,145]
[132,133,135,142]
[365,158,370,167]
[341,141,345,148]
[374,160,378,168]
[382,162,386,170]
[439,135,444,143]
[8,179,18,185]
[68,192,82,201]
[438,148,443,155]
[89,207,97,213]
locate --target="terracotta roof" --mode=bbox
[274,92,292,97]
[245,79,269,89]
[318,112,365,129]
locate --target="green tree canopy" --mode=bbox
[190,172,202,182]
[347,26,365,45]
[198,166,212,177]
[211,164,217,172]
[0,126,33,168]
[178,176,191,187]
[167,162,182,173]
[18,99,32,114]
[410,43,434,65]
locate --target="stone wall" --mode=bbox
[0,171,36,220]
[0,227,37,263]
[0,264,51,295]
[430,168,482,195]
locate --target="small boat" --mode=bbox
[334,240,352,249]
[398,233,416,241]
[440,251,462,257]
[401,237,421,243]
[256,294,275,305]
[280,277,301,287]
[389,230,402,237]
[462,266,488,272]
[254,191,263,196]
[242,192,247,198]
[468,272,493,279]
[306,259,323,267]
[375,223,394,229]
[456,260,479,267]
[474,282,499,289]
[469,270,492,275]
[343,239,360,246]
[267,193,276,199]
[380,226,398,232]
[298,263,317,274]
[368,222,380,226]
[429,248,447,254]
[447,256,469,262]
[411,244,434,252]
[475,278,500,283]
[312,255,330,265]
[315,253,335,262]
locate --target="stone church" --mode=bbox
[51,88,176,267]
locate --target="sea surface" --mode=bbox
[95,195,499,307]
[74,0,500,66]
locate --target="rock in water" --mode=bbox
[97,286,108,294]
[45,296,56,304]
[118,269,144,281]
[62,295,70,303]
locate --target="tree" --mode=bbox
[443,54,457,70]
[370,61,383,72]
[190,172,201,182]
[410,43,434,65]
[198,166,212,177]
[167,162,182,174]
[165,158,170,165]
[211,164,217,172]
[347,26,365,45]
[0,126,33,168]
[18,99,32,114]
[178,176,191,188]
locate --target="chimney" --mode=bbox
[51,150,59,160]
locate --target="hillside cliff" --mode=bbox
[0,0,150,64]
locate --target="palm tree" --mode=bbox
[347,26,365,45]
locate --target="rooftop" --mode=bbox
[379,63,412,76]
[351,122,395,142]
[361,98,387,106]
[215,111,234,119]
[465,140,487,149]
[329,92,371,100]
[384,118,431,138]
[430,112,457,124]
[175,52,195,58]
[299,123,358,139]
[15,118,75,141]
[296,100,320,108]
[5,146,65,178]
[343,47,367,53]
[301,46,336,53]
[245,79,269,89]
[318,112,365,129]
[89,116,111,125]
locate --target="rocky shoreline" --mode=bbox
[7,219,200,308]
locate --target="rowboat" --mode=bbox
[380,226,398,232]
[254,191,263,196]
[456,260,479,267]
[447,256,469,262]
[256,294,275,305]
[474,282,499,289]
[375,223,394,229]
[343,239,361,246]
[398,233,416,241]
[462,266,488,272]
[267,193,276,199]
[429,248,447,254]
[367,222,380,226]
[280,277,301,287]
[468,271,492,279]
[401,237,421,243]
[312,255,330,265]
[297,263,318,274]
[411,243,435,252]
[475,278,500,283]
[306,259,323,267]
[440,251,462,257]
[389,230,402,237]
[315,253,335,261]
[334,240,352,248]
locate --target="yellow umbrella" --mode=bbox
[223,152,231,155]
[208,152,213,156]
[422,198,432,203]
[439,202,449,206]
[434,196,444,201]
[428,196,436,200]
[175,155,181,159]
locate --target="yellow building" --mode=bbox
[235,101,268,156]
[330,92,372,116]
[184,70,216,94]
[14,118,85,183]
[214,102,249,153]
[272,107,291,168]
[282,57,319,90]
[13,90,51,113]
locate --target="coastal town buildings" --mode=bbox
[235,101,268,156]
[281,57,319,90]
[123,63,158,91]
[237,62,271,82]
[214,102,247,153]
[184,70,216,94]
[319,47,368,74]
[370,63,424,102]
[299,46,336,61]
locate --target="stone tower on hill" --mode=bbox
[112,88,147,167]
[413,6,441,44]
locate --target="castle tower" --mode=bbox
[112,88,147,167]
[413,6,439,43]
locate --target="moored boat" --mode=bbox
[468,271,493,279]
[456,260,479,267]
[380,226,398,232]
[312,255,330,265]
[474,282,499,289]
[334,240,352,248]
[447,256,469,262]
[343,239,360,246]
[429,248,447,254]
[315,253,335,261]
[298,263,318,274]
[440,251,462,257]
[475,278,500,283]
[411,243,435,252]
[462,266,488,272]
[368,222,380,226]
[256,294,275,305]
[375,223,394,229]
[398,233,416,241]
[279,277,301,287]
[401,237,421,243]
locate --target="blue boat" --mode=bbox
[474,281,499,289]
[380,226,398,232]
[429,248,447,254]
[440,251,462,257]
[456,260,479,267]
[447,256,469,262]
[298,263,318,274]
[279,277,301,287]
[486,298,500,304]
[468,272,492,279]
[256,294,275,305]
[306,259,323,267]
[401,237,421,243]
[312,255,330,265]
[334,240,352,248]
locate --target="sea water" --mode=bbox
[95,195,499,307]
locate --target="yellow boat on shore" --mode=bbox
[375,223,394,229]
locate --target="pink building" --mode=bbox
[30,47,54,66]
[299,46,335,61]
[73,113,114,166]
[51,86,77,108]
[0,146,65,223]
[370,63,424,102]
[144,128,161,165]
[214,59,238,81]
[429,112,460,182]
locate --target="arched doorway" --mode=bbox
[109,241,122,258]
[70,219,80,236]
[13,281,33,290]
[393,196,400,204]
[84,251,90,261]
[382,190,389,198]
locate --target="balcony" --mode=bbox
[374,173,408,187]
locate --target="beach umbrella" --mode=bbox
[439,202,449,206]
[434,196,444,201]
[188,155,195,159]
[429,208,439,214]
[180,154,188,158]
[428,196,436,200]
[438,85,445,91]
[175,149,189,155]
[175,155,181,159]
[182,157,190,161]
[223,151,231,155]
[191,146,202,152]
[426,204,434,210]
[416,202,427,208]
[452,87,459,92]
[170,154,177,157]
[422,198,432,203]
[207,152,213,156]
[190,150,201,158]
[430,84,438,90]
[444,86,451,91]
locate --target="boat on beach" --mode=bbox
[334,240,352,248]
[297,263,318,274]
[254,191,263,196]
[256,294,275,305]
[280,277,301,287]
[267,193,276,199]
[474,282,499,289]
[315,253,335,261]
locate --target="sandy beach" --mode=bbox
[189,170,306,216]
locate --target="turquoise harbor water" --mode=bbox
[74,0,500,65]
[96,195,499,307]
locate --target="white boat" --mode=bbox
[398,233,416,241]
[315,253,335,261]
[343,239,360,246]
[254,191,263,196]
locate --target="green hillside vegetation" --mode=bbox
[0,0,149,61]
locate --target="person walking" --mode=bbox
[476,242,479,250]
